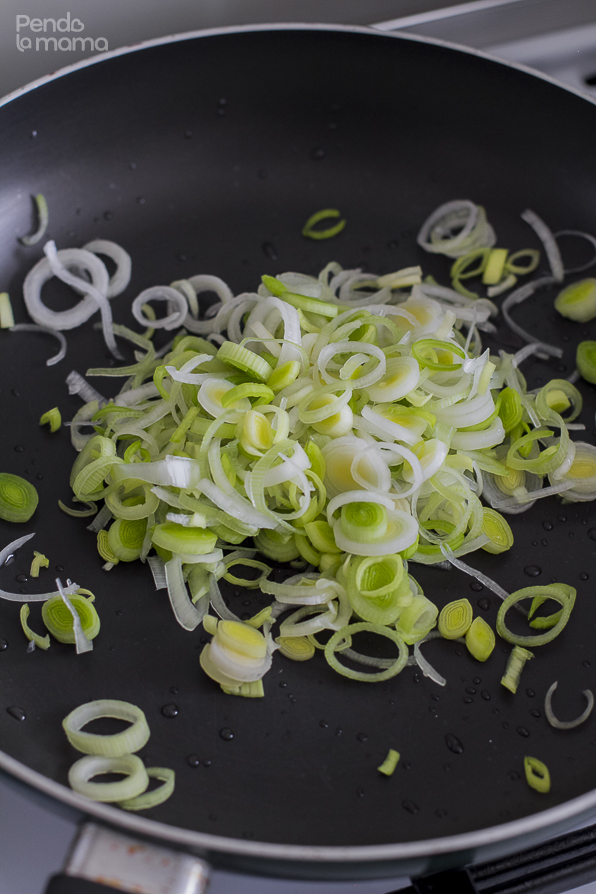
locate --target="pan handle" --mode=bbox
[43,822,210,894]
[393,820,596,894]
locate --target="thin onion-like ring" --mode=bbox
[118,767,175,811]
[23,247,110,330]
[324,622,408,682]
[497,586,572,647]
[83,240,131,298]
[131,286,188,330]
[9,323,67,366]
[62,699,150,756]
[544,681,594,730]
[68,754,148,802]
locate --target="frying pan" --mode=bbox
[1,22,596,886]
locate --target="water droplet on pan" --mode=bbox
[0,639,7,651]
[7,706,25,721]
[220,727,234,741]
[15,574,27,584]
[403,799,419,814]
[588,528,596,542]
[470,581,484,592]
[187,754,200,767]
[517,726,530,737]
[161,703,179,718]
[580,572,589,581]
[481,690,491,701]
[524,565,542,577]
[542,520,554,531]
[262,242,278,260]
[445,734,464,754]
[356,732,368,743]
[477,597,491,611]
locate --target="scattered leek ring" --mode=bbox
[524,756,550,794]
[544,681,594,730]
[118,767,175,811]
[68,754,149,802]
[324,622,408,682]
[497,586,573,647]
[62,699,150,756]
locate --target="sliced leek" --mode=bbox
[63,699,150,756]
[0,473,38,522]
[524,756,550,794]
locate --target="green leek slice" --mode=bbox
[20,604,50,650]
[39,407,62,432]
[438,599,473,639]
[325,622,408,682]
[301,208,346,240]
[497,586,574,647]
[554,278,596,322]
[42,592,100,644]
[577,340,596,384]
[151,523,217,555]
[0,473,38,523]
[524,756,550,794]
[501,646,533,694]
[0,292,15,328]
[377,748,400,776]
[465,617,495,661]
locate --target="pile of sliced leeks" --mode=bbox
[16,199,596,698]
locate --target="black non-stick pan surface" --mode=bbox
[0,23,596,880]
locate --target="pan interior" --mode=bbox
[0,27,595,851]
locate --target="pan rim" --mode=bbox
[1,20,596,870]
[1,20,595,111]
[2,744,596,866]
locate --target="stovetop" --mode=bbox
[0,2,595,892]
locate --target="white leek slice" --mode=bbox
[414,632,447,686]
[10,323,67,366]
[83,240,132,298]
[521,209,564,282]
[44,242,122,359]
[68,754,149,802]
[63,699,150,756]
[333,508,418,556]
[56,578,92,654]
[417,200,496,258]
[450,418,506,450]
[131,286,188,331]
[365,356,420,403]
[316,341,386,389]
[165,556,206,630]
